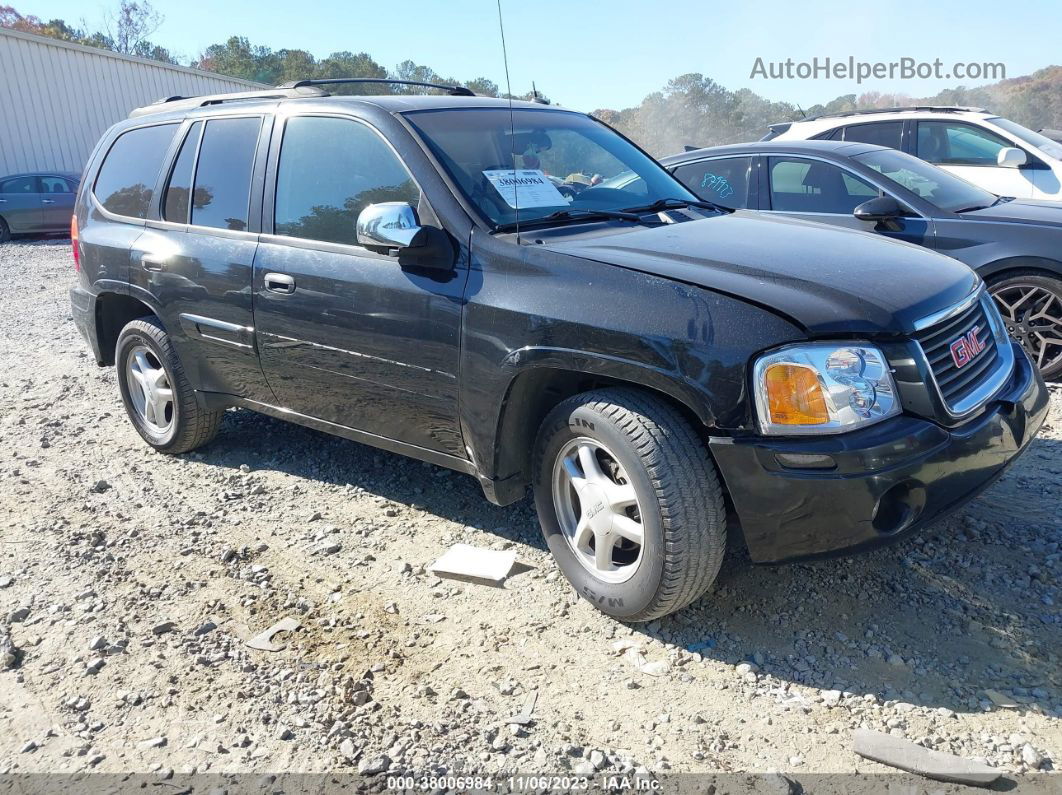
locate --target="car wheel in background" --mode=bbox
[532,387,726,622]
[115,316,223,453]
[988,271,1062,380]
[0,217,10,243]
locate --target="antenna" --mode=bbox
[796,104,807,120]
[496,0,520,240]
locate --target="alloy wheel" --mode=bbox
[991,283,1062,373]
[126,345,175,434]
[551,437,645,583]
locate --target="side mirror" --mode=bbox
[997,147,1028,168]
[853,195,904,222]
[356,202,455,273]
[357,202,423,249]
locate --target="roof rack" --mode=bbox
[129,77,475,118]
[278,78,476,96]
[799,105,989,123]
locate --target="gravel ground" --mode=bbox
[1,240,1060,785]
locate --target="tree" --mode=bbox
[107,0,162,55]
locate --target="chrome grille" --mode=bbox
[913,290,1013,417]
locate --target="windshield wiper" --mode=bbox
[494,207,643,232]
[621,197,732,214]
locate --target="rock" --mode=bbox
[735,662,759,676]
[491,735,509,752]
[8,606,30,623]
[90,479,111,493]
[151,621,176,636]
[573,761,596,775]
[853,729,1001,786]
[1021,744,1043,769]
[358,755,391,775]
[984,689,1019,709]
[821,689,842,706]
[277,725,294,741]
[137,736,167,750]
[20,740,37,753]
[0,575,13,588]
[319,542,341,555]
[192,620,217,636]
[887,654,906,667]
[1,630,21,670]
[339,738,356,759]
[88,636,107,651]
[590,749,607,769]
[85,658,105,675]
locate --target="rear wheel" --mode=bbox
[532,388,726,622]
[988,272,1062,379]
[0,217,10,243]
[115,316,222,453]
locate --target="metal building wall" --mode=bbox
[0,28,264,176]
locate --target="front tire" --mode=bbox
[115,317,222,453]
[532,388,726,622]
[988,271,1062,380]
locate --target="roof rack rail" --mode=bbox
[800,105,989,123]
[130,77,477,117]
[278,78,476,96]
[129,85,328,117]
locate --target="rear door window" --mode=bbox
[40,176,75,193]
[163,122,203,224]
[672,156,752,209]
[841,121,903,149]
[94,124,178,218]
[191,117,262,231]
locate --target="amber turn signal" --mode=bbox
[764,363,829,425]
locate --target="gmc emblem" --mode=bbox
[949,325,986,369]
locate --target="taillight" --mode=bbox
[71,215,80,271]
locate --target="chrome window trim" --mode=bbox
[912,288,1014,420]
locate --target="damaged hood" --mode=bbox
[541,211,978,335]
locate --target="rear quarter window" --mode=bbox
[93,124,178,219]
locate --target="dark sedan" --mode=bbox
[0,171,80,242]
[661,141,1062,378]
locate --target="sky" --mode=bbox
[27,0,1060,112]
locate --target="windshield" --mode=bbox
[404,107,698,228]
[988,117,1062,160]
[852,148,998,212]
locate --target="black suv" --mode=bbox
[70,79,1048,621]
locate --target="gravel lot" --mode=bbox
[1,240,1060,786]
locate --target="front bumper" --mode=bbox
[70,286,104,365]
[709,343,1049,563]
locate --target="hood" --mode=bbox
[541,211,978,335]
[961,198,1062,227]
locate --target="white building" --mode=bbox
[0,27,264,176]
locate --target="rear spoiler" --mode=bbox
[762,122,791,141]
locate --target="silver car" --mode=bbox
[0,172,80,241]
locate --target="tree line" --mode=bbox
[3,1,1059,155]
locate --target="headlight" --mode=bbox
[752,343,900,435]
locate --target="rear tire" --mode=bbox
[0,217,10,243]
[115,316,222,453]
[987,271,1062,380]
[532,388,726,622]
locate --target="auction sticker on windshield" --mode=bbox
[483,169,568,208]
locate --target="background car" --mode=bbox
[662,140,1062,378]
[0,172,80,242]
[763,106,1062,202]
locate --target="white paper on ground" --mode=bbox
[482,169,567,209]
[430,543,518,583]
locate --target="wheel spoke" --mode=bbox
[608,481,638,510]
[577,443,606,484]
[612,515,643,545]
[562,454,587,494]
[593,532,614,571]
[573,514,593,551]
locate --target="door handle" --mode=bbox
[141,254,166,272]
[264,272,296,294]
[42,199,56,204]
[0,199,7,203]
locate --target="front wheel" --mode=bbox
[988,272,1062,380]
[115,317,223,453]
[532,388,726,622]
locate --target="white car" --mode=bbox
[766,106,1062,202]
